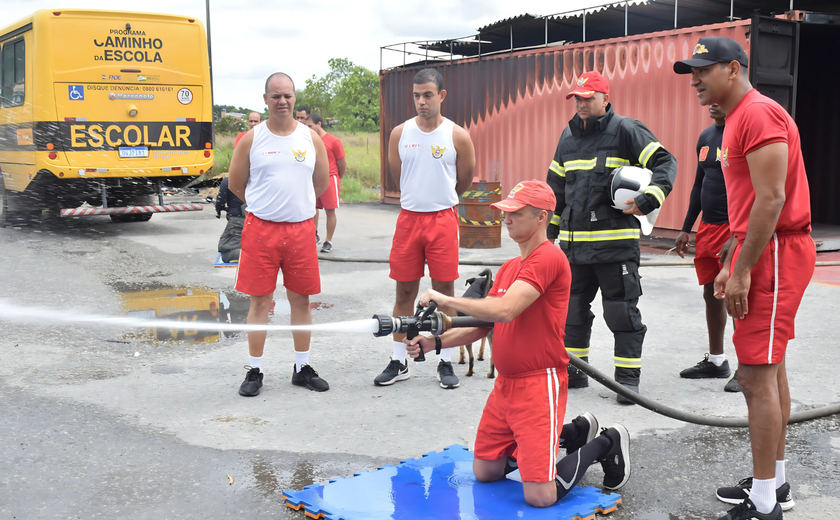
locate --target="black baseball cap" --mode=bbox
[673,37,749,74]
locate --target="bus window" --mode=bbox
[2,38,24,108]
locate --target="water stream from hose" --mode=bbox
[0,299,380,334]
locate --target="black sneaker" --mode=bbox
[560,412,599,456]
[320,241,332,253]
[725,370,743,393]
[717,498,783,520]
[680,354,732,379]
[291,364,329,392]
[374,359,410,386]
[437,360,460,389]
[598,424,631,490]
[568,359,589,388]
[238,366,263,397]
[316,232,321,244]
[717,478,795,511]
[616,383,639,405]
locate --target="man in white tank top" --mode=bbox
[228,73,330,397]
[374,68,476,389]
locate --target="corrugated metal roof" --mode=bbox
[417,0,840,58]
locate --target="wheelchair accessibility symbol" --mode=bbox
[69,85,84,101]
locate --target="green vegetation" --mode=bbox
[215,115,247,135]
[213,134,236,176]
[296,58,380,132]
[334,131,380,203]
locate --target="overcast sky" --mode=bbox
[6,0,594,111]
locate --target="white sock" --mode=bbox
[392,341,407,362]
[438,347,452,362]
[750,478,776,514]
[295,350,310,372]
[708,353,726,366]
[775,460,786,489]
[250,356,263,373]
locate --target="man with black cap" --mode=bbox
[405,180,631,509]
[675,37,815,520]
[545,70,677,403]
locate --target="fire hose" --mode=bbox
[1,298,838,427]
[372,304,840,428]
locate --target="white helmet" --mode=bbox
[608,166,660,236]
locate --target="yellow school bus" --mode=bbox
[0,9,213,224]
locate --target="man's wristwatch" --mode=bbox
[434,336,442,355]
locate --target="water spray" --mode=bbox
[0,299,491,339]
[1,298,837,426]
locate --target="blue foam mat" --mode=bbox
[214,252,238,267]
[283,445,621,520]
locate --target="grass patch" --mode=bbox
[207,130,382,204]
[333,130,380,203]
[213,134,236,178]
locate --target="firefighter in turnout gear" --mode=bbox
[546,71,677,403]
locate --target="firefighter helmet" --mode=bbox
[608,166,660,236]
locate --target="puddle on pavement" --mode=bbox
[109,281,333,344]
[251,457,281,498]
[288,459,317,491]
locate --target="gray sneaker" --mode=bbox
[374,359,410,386]
[320,241,332,253]
[725,370,743,392]
[437,360,460,389]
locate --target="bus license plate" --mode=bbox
[119,146,149,158]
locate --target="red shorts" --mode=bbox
[389,208,459,282]
[474,368,568,483]
[316,175,340,210]
[694,221,731,286]
[730,233,815,365]
[235,213,321,297]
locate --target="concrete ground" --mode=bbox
[1,202,839,519]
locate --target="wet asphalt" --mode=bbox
[1,203,839,519]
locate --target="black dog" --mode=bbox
[457,268,495,378]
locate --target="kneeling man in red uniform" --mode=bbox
[406,180,631,507]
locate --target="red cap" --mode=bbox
[565,71,609,100]
[491,180,556,212]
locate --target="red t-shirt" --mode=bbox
[320,132,346,177]
[722,89,811,237]
[486,241,571,376]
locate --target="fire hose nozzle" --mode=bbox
[372,314,397,337]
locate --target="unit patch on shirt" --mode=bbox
[431,145,446,159]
